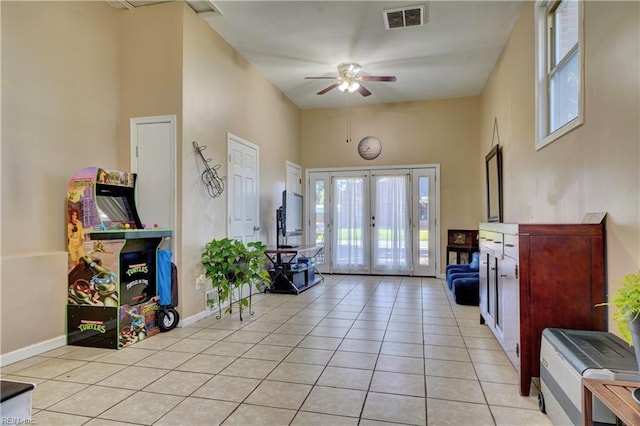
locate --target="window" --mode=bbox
[535,0,583,149]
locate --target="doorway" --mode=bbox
[286,161,302,194]
[130,115,176,252]
[307,165,439,276]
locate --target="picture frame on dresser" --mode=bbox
[448,230,478,247]
[485,144,503,222]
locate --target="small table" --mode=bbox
[582,378,640,426]
[446,245,477,265]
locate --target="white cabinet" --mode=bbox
[479,223,519,369]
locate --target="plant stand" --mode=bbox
[214,281,254,321]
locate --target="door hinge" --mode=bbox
[516,343,520,357]
[135,146,139,157]
[515,264,519,279]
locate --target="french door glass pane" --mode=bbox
[314,179,325,263]
[333,176,366,270]
[372,175,410,272]
[418,176,430,266]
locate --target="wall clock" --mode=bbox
[357,136,382,160]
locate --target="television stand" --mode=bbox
[264,245,324,295]
[279,244,299,249]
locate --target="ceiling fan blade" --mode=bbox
[304,76,337,80]
[358,84,372,97]
[317,83,339,95]
[361,76,397,82]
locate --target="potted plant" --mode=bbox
[201,237,271,320]
[597,270,640,366]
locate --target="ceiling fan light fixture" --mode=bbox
[338,62,362,79]
[305,62,395,97]
[337,80,360,93]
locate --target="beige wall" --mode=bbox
[180,5,300,318]
[2,0,638,358]
[1,1,119,354]
[301,98,483,268]
[117,2,184,170]
[480,2,640,335]
[1,1,299,357]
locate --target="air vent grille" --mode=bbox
[383,5,426,30]
[106,0,222,16]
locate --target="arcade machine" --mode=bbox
[66,167,175,349]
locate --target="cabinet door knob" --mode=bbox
[500,274,508,278]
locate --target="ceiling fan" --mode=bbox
[304,62,396,97]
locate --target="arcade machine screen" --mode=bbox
[95,185,138,229]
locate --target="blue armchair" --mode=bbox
[445,252,481,305]
[445,252,479,287]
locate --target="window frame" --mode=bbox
[535,0,584,150]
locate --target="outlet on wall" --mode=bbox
[195,274,207,290]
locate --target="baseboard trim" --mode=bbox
[2,293,261,364]
[1,335,66,366]
[178,308,219,327]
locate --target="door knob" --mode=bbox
[253,226,260,231]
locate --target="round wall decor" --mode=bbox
[357,136,382,160]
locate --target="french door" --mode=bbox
[332,172,370,274]
[370,170,411,275]
[308,166,438,276]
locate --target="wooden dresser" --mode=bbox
[479,223,606,396]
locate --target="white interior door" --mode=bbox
[227,133,259,244]
[130,115,176,245]
[286,161,302,194]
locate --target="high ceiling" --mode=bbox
[111,1,525,109]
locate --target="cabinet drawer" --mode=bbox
[503,234,518,259]
[479,231,503,248]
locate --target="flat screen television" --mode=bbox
[282,190,303,237]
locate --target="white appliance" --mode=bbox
[0,380,35,422]
[540,328,640,425]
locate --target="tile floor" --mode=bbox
[1,275,554,425]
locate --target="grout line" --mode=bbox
[25,275,542,425]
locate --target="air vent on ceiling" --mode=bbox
[186,0,222,16]
[105,0,222,16]
[383,4,427,30]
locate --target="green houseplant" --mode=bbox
[598,270,640,346]
[201,238,271,319]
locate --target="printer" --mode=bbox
[540,328,640,425]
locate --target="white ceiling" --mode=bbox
[111,1,525,109]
